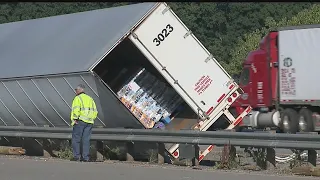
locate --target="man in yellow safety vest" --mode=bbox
[70,84,98,162]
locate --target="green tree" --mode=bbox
[220,3,312,63]
[0,2,134,24]
[169,2,312,65]
[228,4,320,76]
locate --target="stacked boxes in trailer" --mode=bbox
[119,2,252,161]
[234,25,320,133]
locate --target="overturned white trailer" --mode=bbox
[0,2,251,160]
[0,3,160,128]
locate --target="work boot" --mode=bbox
[70,157,81,162]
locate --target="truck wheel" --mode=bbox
[298,108,314,132]
[280,108,299,133]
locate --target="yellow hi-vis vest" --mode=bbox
[70,93,98,126]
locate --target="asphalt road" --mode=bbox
[0,156,318,180]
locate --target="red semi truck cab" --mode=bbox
[236,31,278,109]
[233,28,320,133]
[231,31,285,132]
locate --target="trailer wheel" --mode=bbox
[280,108,299,133]
[298,108,314,132]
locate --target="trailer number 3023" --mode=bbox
[153,24,174,46]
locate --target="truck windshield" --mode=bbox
[239,67,250,86]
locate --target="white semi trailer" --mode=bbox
[0,2,251,161]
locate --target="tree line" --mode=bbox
[0,2,316,75]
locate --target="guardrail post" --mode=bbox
[192,144,199,166]
[23,138,44,156]
[297,132,318,167]
[308,150,317,167]
[126,142,135,161]
[266,148,276,168]
[42,139,54,157]
[90,141,104,162]
[157,143,165,164]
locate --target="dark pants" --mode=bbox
[72,120,93,161]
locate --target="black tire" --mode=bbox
[298,108,314,132]
[280,108,299,133]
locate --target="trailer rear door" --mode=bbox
[129,3,234,119]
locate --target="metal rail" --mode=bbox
[0,126,319,150]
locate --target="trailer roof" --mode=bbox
[0,2,157,79]
[278,24,320,31]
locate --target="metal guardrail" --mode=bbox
[0,126,319,168]
[0,126,319,150]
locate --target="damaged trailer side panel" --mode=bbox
[0,2,160,128]
[0,73,144,128]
